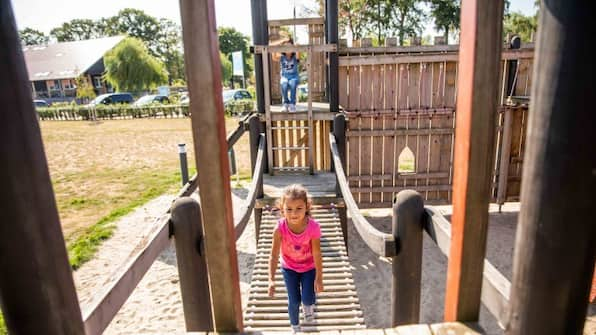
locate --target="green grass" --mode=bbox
[66,169,184,270]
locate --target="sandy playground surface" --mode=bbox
[72,191,595,334]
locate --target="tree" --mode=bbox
[19,28,48,45]
[75,76,96,102]
[503,11,537,43]
[155,19,185,83]
[103,38,168,92]
[217,27,253,84]
[387,0,426,45]
[220,52,232,85]
[50,19,104,42]
[339,0,368,41]
[428,0,460,44]
[105,9,161,57]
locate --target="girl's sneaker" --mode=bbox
[291,324,301,333]
[283,103,289,112]
[303,304,315,322]
[289,104,297,113]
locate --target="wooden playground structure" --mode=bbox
[0,0,594,334]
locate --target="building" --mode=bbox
[23,36,125,103]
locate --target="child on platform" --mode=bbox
[271,37,300,112]
[268,184,324,332]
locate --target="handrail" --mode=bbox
[423,206,511,328]
[234,134,265,240]
[329,133,397,257]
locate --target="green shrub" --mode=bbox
[224,99,254,115]
[36,104,190,121]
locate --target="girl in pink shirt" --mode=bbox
[268,184,323,332]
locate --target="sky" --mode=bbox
[12,0,537,43]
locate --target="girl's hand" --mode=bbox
[315,277,324,293]
[268,281,276,297]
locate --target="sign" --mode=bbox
[157,85,169,96]
[232,51,244,76]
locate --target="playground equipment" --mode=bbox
[1,0,594,334]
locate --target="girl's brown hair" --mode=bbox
[279,184,312,217]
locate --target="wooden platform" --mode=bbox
[262,102,336,121]
[244,206,365,332]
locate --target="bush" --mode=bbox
[224,99,254,115]
[35,104,190,121]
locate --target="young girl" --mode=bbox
[268,184,324,332]
[271,37,300,113]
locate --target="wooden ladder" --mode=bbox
[244,206,365,332]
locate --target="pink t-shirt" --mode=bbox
[277,217,322,273]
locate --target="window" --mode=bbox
[397,147,415,173]
[93,77,102,88]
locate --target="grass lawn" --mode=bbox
[40,117,250,268]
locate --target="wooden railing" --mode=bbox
[81,116,266,334]
[330,130,510,327]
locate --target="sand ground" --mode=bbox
[73,193,595,334]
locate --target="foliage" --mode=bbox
[36,104,190,121]
[217,27,253,82]
[156,18,185,83]
[220,52,233,84]
[224,99,255,116]
[0,312,5,335]
[19,27,48,45]
[503,11,538,43]
[74,76,96,102]
[50,19,104,42]
[103,38,168,92]
[387,0,426,45]
[339,0,369,41]
[428,0,460,44]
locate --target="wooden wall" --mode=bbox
[339,47,533,207]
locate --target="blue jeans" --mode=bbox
[282,267,316,326]
[280,74,299,105]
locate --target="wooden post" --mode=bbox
[326,0,339,112]
[179,0,243,331]
[392,190,424,326]
[445,0,503,322]
[171,197,213,331]
[249,115,265,242]
[496,107,513,206]
[506,2,596,333]
[0,1,85,333]
[250,0,268,114]
[262,49,274,175]
[332,114,348,248]
[307,46,315,174]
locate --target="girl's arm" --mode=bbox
[312,238,324,293]
[268,228,282,297]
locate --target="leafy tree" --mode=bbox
[156,18,185,83]
[75,76,96,102]
[103,38,168,92]
[220,52,232,85]
[105,9,161,57]
[339,0,368,41]
[217,27,253,82]
[428,0,460,44]
[387,0,426,45]
[19,27,49,45]
[50,19,104,42]
[503,11,537,43]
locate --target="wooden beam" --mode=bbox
[506,1,596,333]
[0,1,85,333]
[179,0,243,331]
[250,0,268,114]
[261,49,274,175]
[339,54,459,67]
[346,128,453,137]
[445,0,503,322]
[254,44,336,54]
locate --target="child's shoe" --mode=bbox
[291,324,301,333]
[289,104,296,113]
[283,103,289,112]
[303,304,315,322]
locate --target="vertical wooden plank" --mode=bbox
[514,59,529,96]
[261,50,274,174]
[395,64,409,194]
[384,63,397,203]
[496,107,513,204]
[339,65,348,108]
[360,65,373,204]
[179,0,243,330]
[372,64,384,204]
[406,63,420,191]
[288,120,295,167]
[443,61,458,201]
[280,120,287,169]
[0,2,85,332]
[444,0,503,322]
[348,65,361,201]
[308,47,314,174]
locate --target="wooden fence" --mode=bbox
[338,46,533,207]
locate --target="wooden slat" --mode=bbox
[444,0,503,321]
[268,17,325,27]
[261,49,274,174]
[372,64,385,203]
[360,65,373,203]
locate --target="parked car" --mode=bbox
[87,93,134,107]
[222,89,252,105]
[132,94,170,107]
[33,99,50,107]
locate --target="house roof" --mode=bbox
[23,35,125,81]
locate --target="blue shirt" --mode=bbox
[280,53,299,77]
